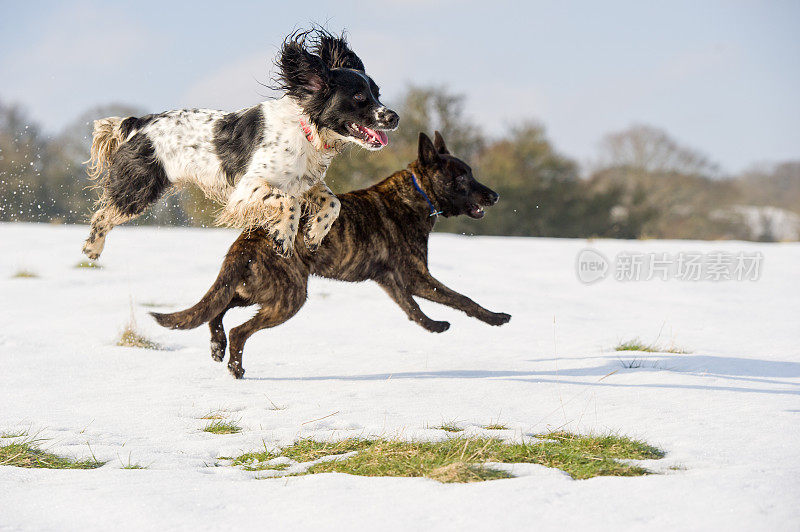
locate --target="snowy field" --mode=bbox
[1,222,798,531]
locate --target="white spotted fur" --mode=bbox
[139,97,341,203]
[85,96,349,258]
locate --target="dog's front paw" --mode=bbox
[303,233,321,253]
[424,320,451,333]
[303,220,332,251]
[269,231,294,258]
[82,240,102,260]
[483,312,511,326]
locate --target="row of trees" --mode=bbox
[1,89,797,240]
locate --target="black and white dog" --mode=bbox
[83,29,398,259]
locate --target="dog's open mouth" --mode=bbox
[347,123,389,148]
[467,204,486,219]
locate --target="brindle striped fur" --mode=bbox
[151,132,510,378]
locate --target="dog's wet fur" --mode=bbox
[151,132,510,378]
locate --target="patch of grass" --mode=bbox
[11,269,38,279]
[200,410,227,420]
[616,339,656,352]
[117,300,162,349]
[203,420,242,435]
[615,337,687,354]
[117,321,161,349]
[119,453,148,469]
[0,440,104,469]
[483,423,509,430]
[1,430,28,438]
[74,260,102,269]
[435,422,463,433]
[250,462,290,472]
[229,438,370,468]
[427,461,511,483]
[229,431,664,482]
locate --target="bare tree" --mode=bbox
[596,124,719,178]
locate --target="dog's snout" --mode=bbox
[478,186,499,206]
[376,107,399,129]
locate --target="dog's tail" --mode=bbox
[85,117,127,180]
[150,252,248,330]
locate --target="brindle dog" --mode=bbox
[151,132,511,378]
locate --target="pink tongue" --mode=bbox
[363,126,388,146]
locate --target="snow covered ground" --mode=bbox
[1,222,798,531]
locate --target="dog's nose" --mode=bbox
[488,191,500,205]
[377,107,399,129]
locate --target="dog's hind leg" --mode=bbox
[301,183,340,251]
[208,297,246,362]
[209,313,227,363]
[82,133,170,259]
[226,295,305,379]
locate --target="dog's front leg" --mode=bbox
[378,276,450,333]
[265,194,300,257]
[302,182,340,251]
[412,273,511,326]
[218,179,300,257]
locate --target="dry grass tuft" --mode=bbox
[200,410,228,420]
[117,322,161,349]
[11,269,38,279]
[117,299,162,349]
[1,430,29,438]
[118,453,148,469]
[615,337,687,354]
[75,260,102,269]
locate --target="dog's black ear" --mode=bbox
[315,31,365,71]
[276,35,330,98]
[433,131,450,155]
[418,133,441,169]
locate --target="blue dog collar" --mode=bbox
[410,171,442,217]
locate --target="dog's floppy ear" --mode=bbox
[276,34,330,98]
[418,133,441,169]
[316,31,365,71]
[433,131,450,155]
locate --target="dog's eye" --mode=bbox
[353,93,366,102]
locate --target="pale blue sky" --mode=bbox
[1,0,798,173]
